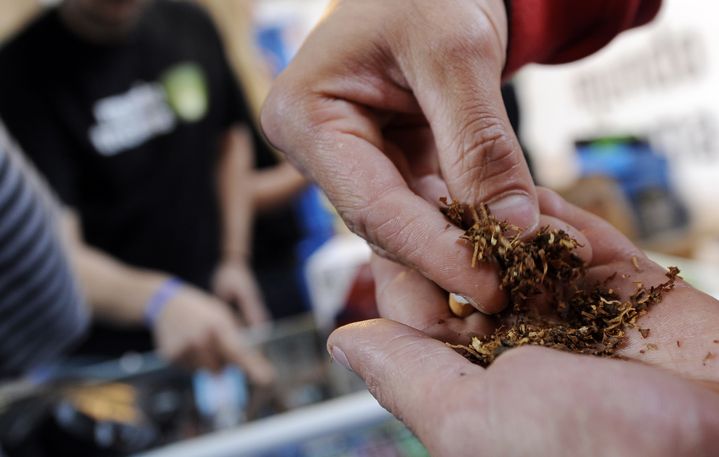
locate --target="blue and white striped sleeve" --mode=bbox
[0,122,88,378]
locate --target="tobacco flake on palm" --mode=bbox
[441,199,679,367]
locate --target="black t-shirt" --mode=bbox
[0,1,266,356]
[0,1,248,290]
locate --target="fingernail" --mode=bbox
[488,194,538,231]
[330,345,352,372]
[449,293,477,317]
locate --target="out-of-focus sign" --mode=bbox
[517,0,719,233]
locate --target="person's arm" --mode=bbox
[212,125,269,325]
[64,212,274,384]
[0,129,88,378]
[217,126,253,266]
[251,161,307,213]
[65,214,172,327]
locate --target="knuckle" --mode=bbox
[338,183,396,239]
[260,82,302,150]
[263,78,335,149]
[407,1,500,61]
[436,29,491,62]
[259,90,283,147]
[367,241,400,264]
[450,113,523,198]
[373,213,424,262]
[422,17,503,71]
[352,187,425,264]
[333,198,366,237]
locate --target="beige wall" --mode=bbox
[0,0,275,147]
[516,0,719,235]
[0,0,273,121]
[195,0,273,120]
[0,1,41,44]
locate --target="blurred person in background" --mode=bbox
[0,0,274,381]
[202,0,313,320]
[0,122,88,379]
[197,0,316,320]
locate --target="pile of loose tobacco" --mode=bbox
[440,198,679,367]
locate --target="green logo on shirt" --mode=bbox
[161,63,209,123]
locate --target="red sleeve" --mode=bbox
[504,0,662,75]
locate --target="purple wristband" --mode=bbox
[143,277,183,328]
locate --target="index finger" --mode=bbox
[260,19,508,311]
[269,98,507,312]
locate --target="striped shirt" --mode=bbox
[0,122,87,378]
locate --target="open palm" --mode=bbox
[328,188,719,456]
[373,187,719,383]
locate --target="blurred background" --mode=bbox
[0,0,718,456]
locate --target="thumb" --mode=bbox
[437,81,538,231]
[327,319,482,439]
[403,9,538,231]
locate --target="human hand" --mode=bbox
[537,188,719,381]
[153,285,275,384]
[329,188,719,454]
[328,319,719,457]
[212,260,270,326]
[261,0,537,313]
[373,187,719,383]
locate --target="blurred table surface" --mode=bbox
[133,390,389,457]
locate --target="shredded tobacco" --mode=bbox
[703,352,715,366]
[440,199,679,367]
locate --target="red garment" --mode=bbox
[505,0,662,75]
